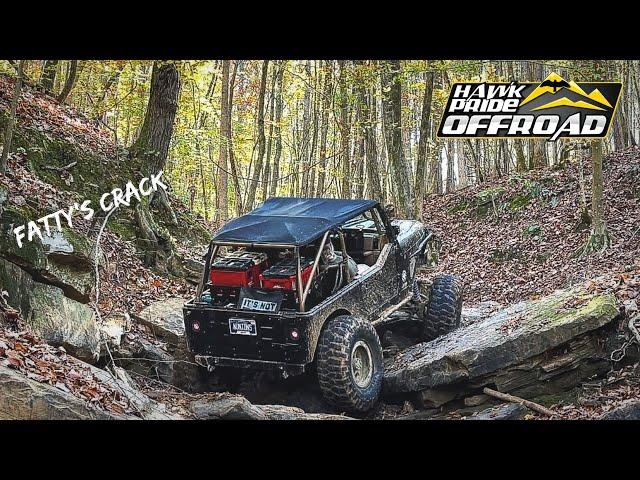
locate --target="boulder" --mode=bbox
[464,394,490,407]
[467,403,527,420]
[384,287,620,400]
[98,313,129,350]
[188,394,353,420]
[133,297,186,347]
[0,206,48,271]
[601,401,640,420]
[257,404,352,420]
[0,363,123,420]
[117,335,176,386]
[89,365,183,420]
[0,258,100,363]
[0,208,96,303]
[418,387,459,408]
[41,229,96,269]
[190,394,268,420]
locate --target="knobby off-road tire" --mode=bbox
[316,315,383,414]
[423,274,463,341]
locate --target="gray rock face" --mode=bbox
[117,335,176,386]
[468,403,527,420]
[0,258,100,363]
[601,401,640,420]
[384,287,619,394]
[0,364,122,420]
[190,395,268,420]
[189,394,352,420]
[0,209,95,303]
[133,297,186,345]
[128,298,205,391]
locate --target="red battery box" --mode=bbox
[260,258,314,290]
[209,251,268,287]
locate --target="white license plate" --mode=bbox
[240,297,278,313]
[229,318,257,336]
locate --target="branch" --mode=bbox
[42,161,77,172]
[483,387,558,417]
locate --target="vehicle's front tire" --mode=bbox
[316,315,383,414]
[423,274,463,341]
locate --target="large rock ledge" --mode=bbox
[0,364,124,420]
[384,287,620,395]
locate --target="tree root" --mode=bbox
[134,202,161,267]
[151,188,178,227]
[574,229,612,259]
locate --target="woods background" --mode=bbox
[2,60,636,224]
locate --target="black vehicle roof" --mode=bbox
[211,197,379,246]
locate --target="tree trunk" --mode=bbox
[300,61,313,197]
[515,139,526,171]
[129,61,181,267]
[363,81,383,202]
[316,61,333,197]
[415,68,434,213]
[40,60,59,92]
[381,60,414,218]
[245,60,269,211]
[337,60,351,199]
[262,63,278,202]
[0,61,25,174]
[226,61,243,217]
[269,62,285,197]
[579,140,610,256]
[591,140,606,238]
[446,142,456,193]
[217,60,230,222]
[56,60,79,103]
[131,61,181,177]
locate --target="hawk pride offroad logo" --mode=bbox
[437,73,622,141]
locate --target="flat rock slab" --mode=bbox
[133,297,186,346]
[189,394,353,420]
[384,287,619,394]
[601,401,640,420]
[0,364,123,420]
[467,403,527,420]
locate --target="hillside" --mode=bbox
[423,147,640,307]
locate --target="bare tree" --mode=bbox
[0,61,25,174]
[245,60,269,211]
[56,60,79,103]
[217,60,230,222]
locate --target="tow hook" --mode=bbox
[280,366,289,379]
[207,364,216,373]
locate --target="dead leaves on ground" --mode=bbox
[0,326,139,418]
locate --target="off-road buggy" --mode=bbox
[183,197,463,413]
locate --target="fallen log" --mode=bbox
[482,387,557,417]
[384,287,620,406]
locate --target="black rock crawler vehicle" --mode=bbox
[183,198,463,413]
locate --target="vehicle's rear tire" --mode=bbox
[316,315,383,414]
[423,274,463,341]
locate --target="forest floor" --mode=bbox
[1,75,639,419]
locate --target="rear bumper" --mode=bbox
[195,355,306,376]
[184,303,312,368]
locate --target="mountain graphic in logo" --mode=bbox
[520,72,613,112]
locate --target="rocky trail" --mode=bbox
[1,74,640,420]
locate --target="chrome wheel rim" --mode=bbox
[351,340,373,388]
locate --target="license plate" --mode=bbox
[240,297,279,313]
[229,318,257,336]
